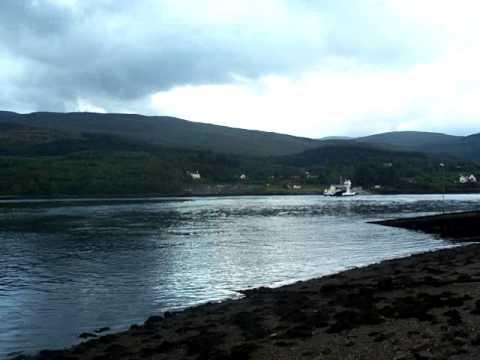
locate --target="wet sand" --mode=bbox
[23,243,480,360]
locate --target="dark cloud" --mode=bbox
[0,0,72,35]
[0,0,435,113]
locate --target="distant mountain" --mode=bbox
[358,131,460,149]
[278,141,480,193]
[0,111,320,157]
[357,131,480,162]
[0,122,73,143]
[280,141,429,167]
[317,136,354,141]
[1,111,480,162]
[0,122,82,155]
[430,133,480,162]
[1,115,479,196]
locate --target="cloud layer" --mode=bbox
[1,0,479,137]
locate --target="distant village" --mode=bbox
[459,174,477,184]
[185,168,480,195]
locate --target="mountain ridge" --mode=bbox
[356,130,480,161]
[0,111,320,157]
[1,112,479,196]
[1,111,479,161]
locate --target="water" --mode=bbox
[1,194,479,357]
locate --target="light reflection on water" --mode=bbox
[1,194,479,357]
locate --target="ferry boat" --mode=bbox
[324,179,356,197]
[342,180,356,196]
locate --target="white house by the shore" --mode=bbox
[459,174,477,184]
[188,171,201,180]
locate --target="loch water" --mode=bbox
[1,194,479,357]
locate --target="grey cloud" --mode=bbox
[0,0,72,36]
[0,0,437,112]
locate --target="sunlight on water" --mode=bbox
[1,194,479,357]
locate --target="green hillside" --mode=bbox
[280,142,480,193]
[0,130,299,196]
[357,131,480,162]
[2,111,480,161]
[358,131,460,148]
[0,111,320,157]
[1,111,480,196]
[1,134,478,196]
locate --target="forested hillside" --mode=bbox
[1,112,479,196]
[0,111,320,157]
[358,131,480,162]
[1,136,478,196]
[280,142,480,193]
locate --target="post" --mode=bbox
[440,163,445,214]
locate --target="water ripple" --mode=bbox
[1,194,479,357]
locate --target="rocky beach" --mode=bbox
[19,241,480,360]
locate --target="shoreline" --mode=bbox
[1,191,480,203]
[21,243,480,360]
[372,211,480,242]
[0,190,344,201]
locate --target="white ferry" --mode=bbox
[324,179,356,197]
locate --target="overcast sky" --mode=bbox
[1,0,480,137]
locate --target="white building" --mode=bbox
[459,174,477,184]
[188,171,201,180]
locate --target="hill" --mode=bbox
[357,131,460,149]
[0,127,479,196]
[0,122,79,153]
[0,111,320,157]
[1,111,480,196]
[426,133,480,162]
[3,111,480,161]
[280,142,480,193]
[0,127,301,196]
[357,131,480,162]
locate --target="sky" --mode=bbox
[1,0,480,138]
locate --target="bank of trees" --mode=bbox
[1,141,479,196]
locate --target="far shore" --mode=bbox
[1,189,480,202]
[20,241,480,360]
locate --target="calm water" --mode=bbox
[1,194,480,357]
